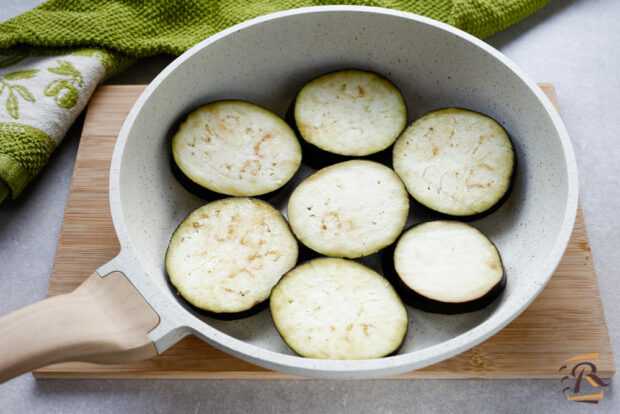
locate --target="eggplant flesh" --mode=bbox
[393,108,515,217]
[270,258,408,359]
[285,103,393,170]
[292,69,407,167]
[165,197,298,317]
[172,100,301,198]
[383,221,505,314]
[287,160,409,258]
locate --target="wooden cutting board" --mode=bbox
[33,84,615,379]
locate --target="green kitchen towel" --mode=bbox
[0,0,550,204]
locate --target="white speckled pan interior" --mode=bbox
[100,6,578,379]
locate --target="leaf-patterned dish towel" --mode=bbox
[0,0,550,204]
[0,50,130,203]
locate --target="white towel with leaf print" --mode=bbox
[0,52,107,146]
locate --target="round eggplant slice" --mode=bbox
[172,100,301,197]
[393,108,515,217]
[293,70,407,161]
[165,197,298,317]
[385,221,505,314]
[270,258,408,359]
[287,160,409,258]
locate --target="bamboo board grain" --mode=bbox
[33,84,615,379]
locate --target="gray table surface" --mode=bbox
[1,0,619,412]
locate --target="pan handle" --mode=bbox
[0,271,160,383]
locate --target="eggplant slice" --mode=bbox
[165,197,298,317]
[393,108,515,217]
[293,70,407,163]
[384,221,505,314]
[287,160,409,258]
[270,258,408,359]
[172,100,301,197]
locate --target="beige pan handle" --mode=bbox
[0,271,160,383]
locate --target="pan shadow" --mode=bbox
[485,0,583,50]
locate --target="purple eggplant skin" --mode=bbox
[182,296,270,321]
[296,240,322,264]
[169,151,224,201]
[175,286,270,320]
[380,223,507,315]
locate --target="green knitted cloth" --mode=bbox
[0,0,550,204]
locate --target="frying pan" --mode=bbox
[0,6,578,381]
